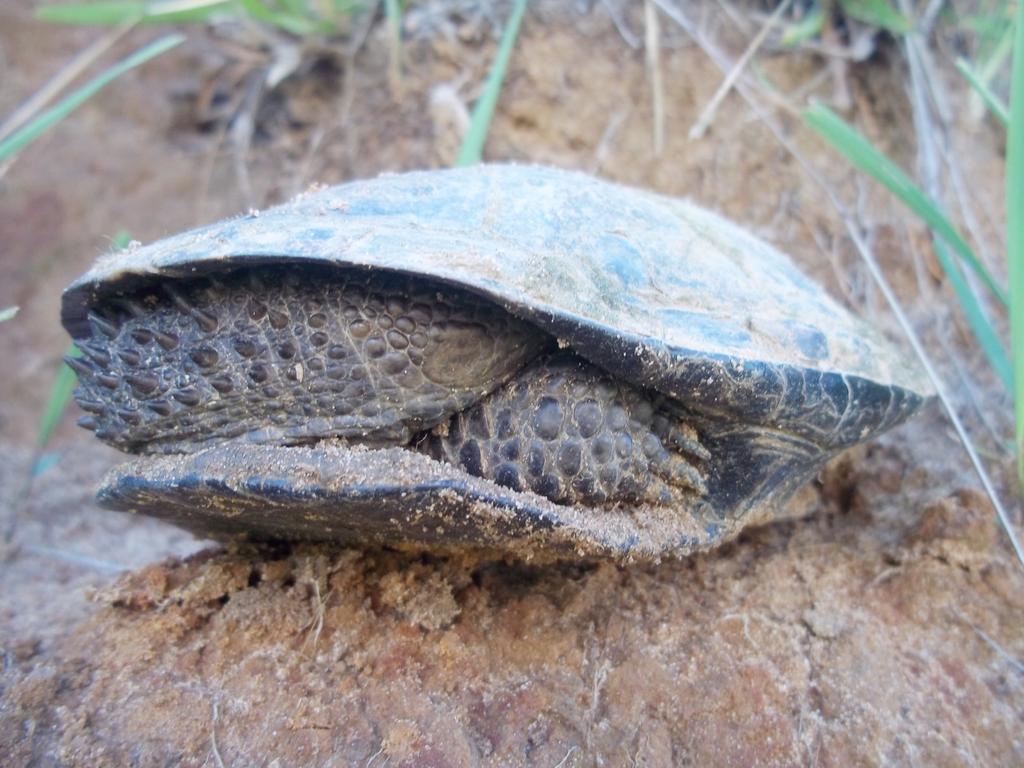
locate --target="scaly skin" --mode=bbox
[421,354,710,507]
[71,267,545,452]
[70,267,707,507]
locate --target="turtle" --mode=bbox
[61,164,928,560]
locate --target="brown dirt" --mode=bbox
[1,1,1021,765]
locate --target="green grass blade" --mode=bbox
[36,1,144,24]
[137,0,231,23]
[456,0,529,166]
[932,237,1013,389]
[780,3,825,47]
[803,102,1009,307]
[329,0,361,15]
[111,229,133,249]
[837,0,912,34]
[979,12,1017,83]
[0,306,17,323]
[1008,7,1024,486]
[37,0,230,25]
[0,34,184,162]
[38,345,81,449]
[956,57,1010,127]
[384,0,402,38]
[384,0,402,80]
[237,0,323,35]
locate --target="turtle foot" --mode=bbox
[420,353,709,508]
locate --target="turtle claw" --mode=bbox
[651,450,708,497]
[666,423,711,462]
[652,410,711,462]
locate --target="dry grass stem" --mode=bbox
[591,108,629,173]
[554,745,580,767]
[210,700,227,768]
[302,578,330,655]
[905,229,1010,454]
[365,744,386,768]
[601,0,640,48]
[644,0,665,156]
[954,611,1024,675]
[229,69,264,207]
[0,20,135,143]
[688,0,792,140]
[20,543,128,574]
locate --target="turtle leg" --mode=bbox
[419,354,709,507]
[71,266,546,454]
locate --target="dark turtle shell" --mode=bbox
[62,165,928,560]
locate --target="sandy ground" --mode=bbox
[1,1,1022,765]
